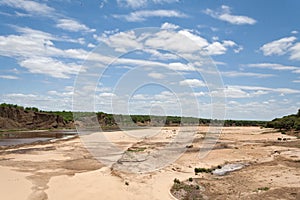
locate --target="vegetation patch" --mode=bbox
[266,109,300,132]
[127,146,147,152]
[170,178,205,200]
[257,187,270,191]
[194,167,212,174]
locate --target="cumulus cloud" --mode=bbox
[19,57,81,79]
[161,22,180,30]
[260,36,296,56]
[56,19,96,32]
[179,79,205,87]
[204,5,256,25]
[0,0,55,16]
[289,42,300,60]
[99,25,241,64]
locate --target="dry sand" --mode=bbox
[0,126,299,200]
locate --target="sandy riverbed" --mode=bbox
[0,126,299,200]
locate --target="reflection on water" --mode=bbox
[0,130,77,146]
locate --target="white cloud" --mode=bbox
[205,41,227,55]
[0,28,96,79]
[47,90,73,97]
[113,10,187,22]
[247,63,300,71]
[98,92,116,97]
[4,93,37,98]
[0,0,55,16]
[87,43,96,48]
[221,71,274,78]
[14,11,31,17]
[152,0,179,4]
[100,30,142,52]
[0,75,19,80]
[144,29,209,53]
[117,0,148,8]
[222,40,236,47]
[117,0,178,8]
[161,22,179,30]
[147,49,179,60]
[205,40,242,55]
[178,30,209,48]
[100,27,240,56]
[260,36,296,56]
[56,19,95,32]
[168,62,195,71]
[291,30,298,34]
[0,32,89,62]
[131,94,148,100]
[148,72,165,79]
[215,85,300,99]
[232,85,300,94]
[99,0,108,8]
[204,5,256,25]
[179,79,205,87]
[19,57,81,79]
[225,100,298,120]
[289,42,300,60]
[1,93,73,111]
[233,46,243,53]
[13,26,87,45]
[222,86,251,98]
[212,36,219,41]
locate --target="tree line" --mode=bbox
[0,103,268,127]
[266,109,300,131]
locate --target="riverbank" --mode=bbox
[0,126,299,199]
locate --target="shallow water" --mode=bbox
[0,130,77,146]
[212,163,245,176]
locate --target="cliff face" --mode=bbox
[0,106,67,130]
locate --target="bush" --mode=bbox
[257,187,269,191]
[194,167,212,174]
[188,177,193,182]
[173,178,180,184]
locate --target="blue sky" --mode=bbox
[0,0,300,120]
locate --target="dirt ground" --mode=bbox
[0,126,299,200]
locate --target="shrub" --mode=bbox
[257,187,269,191]
[188,177,193,182]
[194,167,212,174]
[173,178,180,184]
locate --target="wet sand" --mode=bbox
[0,126,299,199]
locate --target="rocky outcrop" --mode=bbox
[0,106,67,130]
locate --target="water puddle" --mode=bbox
[0,130,77,146]
[212,163,246,176]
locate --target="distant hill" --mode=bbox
[266,109,300,134]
